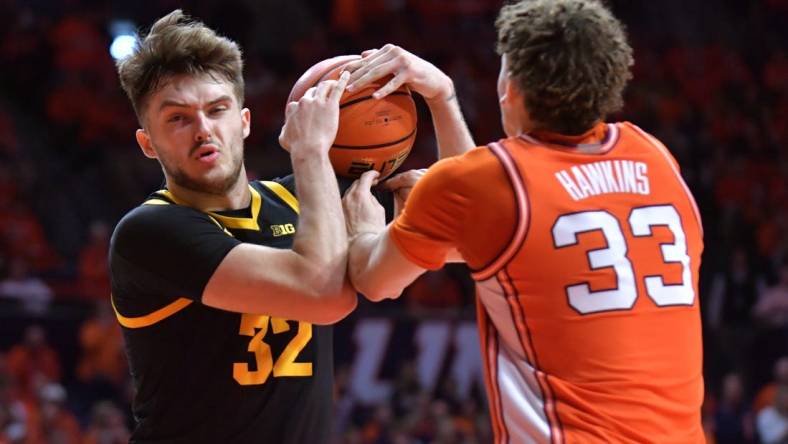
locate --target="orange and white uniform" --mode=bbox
[390,122,705,443]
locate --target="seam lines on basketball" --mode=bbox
[332,128,416,149]
[339,91,410,109]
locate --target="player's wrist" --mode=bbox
[289,144,331,163]
[348,229,382,244]
[424,76,455,106]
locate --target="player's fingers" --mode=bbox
[356,170,380,192]
[284,101,298,118]
[372,72,406,99]
[315,79,334,100]
[381,169,425,190]
[329,71,351,103]
[347,57,400,93]
[380,172,408,190]
[342,53,373,74]
[347,50,397,91]
[343,179,358,198]
[301,86,318,101]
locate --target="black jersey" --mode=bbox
[110,177,334,444]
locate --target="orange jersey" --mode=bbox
[390,122,705,443]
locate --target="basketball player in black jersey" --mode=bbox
[111,7,472,442]
[111,10,354,443]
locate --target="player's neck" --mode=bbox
[166,171,251,212]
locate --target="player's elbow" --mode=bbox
[305,283,358,325]
[351,275,402,302]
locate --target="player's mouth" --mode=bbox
[194,145,220,163]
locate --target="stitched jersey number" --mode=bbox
[233,314,313,385]
[552,205,694,314]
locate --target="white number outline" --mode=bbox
[552,205,696,315]
[552,210,637,314]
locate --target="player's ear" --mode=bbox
[501,76,524,106]
[136,129,158,159]
[241,108,251,139]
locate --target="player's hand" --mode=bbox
[380,168,427,218]
[279,71,350,156]
[342,44,453,104]
[343,170,386,238]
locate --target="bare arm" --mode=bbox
[343,45,475,159]
[424,89,475,159]
[348,230,426,301]
[204,73,357,324]
[342,170,428,301]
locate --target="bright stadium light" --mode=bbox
[110,35,137,60]
[108,19,137,61]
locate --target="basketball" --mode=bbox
[287,55,417,179]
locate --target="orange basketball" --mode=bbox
[287,55,417,179]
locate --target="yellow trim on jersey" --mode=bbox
[208,186,262,230]
[111,295,193,329]
[156,189,185,205]
[143,198,171,205]
[144,193,233,236]
[155,187,260,231]
[261,181,300,214]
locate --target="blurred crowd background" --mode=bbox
[0,0,786,443]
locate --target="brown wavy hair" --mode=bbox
[116,10,244,123]
[496,0,633,134]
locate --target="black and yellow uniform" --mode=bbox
[110,177,333,444]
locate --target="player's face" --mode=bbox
[497,54,531,137]
[136,74,251,195]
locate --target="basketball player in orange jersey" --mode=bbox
[343,0,705,442]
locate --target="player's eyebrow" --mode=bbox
[159,95,233,111]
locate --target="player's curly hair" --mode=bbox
[116,9,244,123]
[496,0,633,134]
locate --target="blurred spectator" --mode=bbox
[0,202,60,273]
[81,401,130,444]
[77,221,110,301]
[754,261,788,328]
[714,372,756,444]
[30,382,81,444]
[708,247,765,329]
[756,384,788,444]
[755,358,788,415]
[6,325,60,398]
[360,404,394,443]
[0,359,36,444]
[76,301,127,390]
[0,259,52,314]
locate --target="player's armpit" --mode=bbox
[446,248,465,263]
[348,229,426,302]
[203,243,357,325]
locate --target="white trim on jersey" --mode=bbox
[628,124,704,237]
[477,276,555,444]
[520,123,620,155]
[472,142,530,281]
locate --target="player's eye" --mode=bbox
[210,106,227,115]
[167,114,183,123]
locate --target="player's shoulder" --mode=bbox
[111,194,214,250]
[615,121,667,150]
[424,144,504,184]
[263,174,297,195]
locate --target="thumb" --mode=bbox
[356,170,381,191]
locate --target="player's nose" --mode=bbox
[194,112,212,142]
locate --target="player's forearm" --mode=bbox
[290,152,348,286]
[425,85,475,159]
[348,231,404,301]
